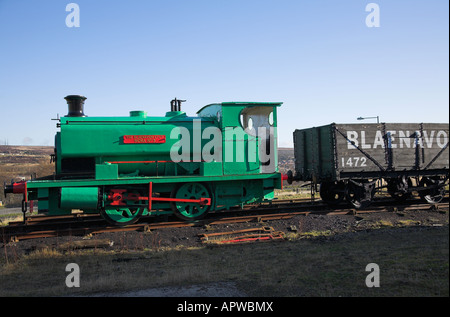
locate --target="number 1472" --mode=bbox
[341,157,367,167]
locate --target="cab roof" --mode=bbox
[197,102,282,114]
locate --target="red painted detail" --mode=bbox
[280,173,291,190]
[219,234,285,244]
[107,189,127,206]
[11,181,26,194]
[107,182,212,212]
[126,193,211,205]
[148,182,153,212]
[123,135,166,144]
[150,197,211,205]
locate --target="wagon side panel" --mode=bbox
[334,123,389,176]
[333,123,449,176]
[417,123,449,171]
[293,125,336,181]
[293,129,307,180]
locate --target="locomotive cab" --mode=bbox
[197,102,281,175]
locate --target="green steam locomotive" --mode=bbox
[5,96,283,226]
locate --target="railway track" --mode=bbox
[1,196,448,243]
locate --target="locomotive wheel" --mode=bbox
[319,181,345,206]
[170,183,212,221]
[419,177,445,204]
[101,207,143,226]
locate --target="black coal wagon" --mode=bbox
[288,123,449,208]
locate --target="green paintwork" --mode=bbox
[95,163,118,179]
[25,101,283,224]
[28,172,279,189]
[101,207,142,226]
[171,182,211,220]
[198,102,281,176]
[60,187,99,210]
[56,112,217,176]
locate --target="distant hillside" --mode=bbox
[0,146,54,206]
[0,145,53,164]
[0,146,293,168]
[278,147,294,174]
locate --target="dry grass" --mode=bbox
[1,226,448,297]
[0,148,54,207]
[0,215,23,227]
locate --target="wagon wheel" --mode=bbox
[101,207,143,227]
[419,177,445,204]
[319,181,345,206]
[387,176,412,201]
[346,181,376,209]
[170,183,212,221]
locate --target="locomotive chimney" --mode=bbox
[170,98,186,112]
[64,95,87,117]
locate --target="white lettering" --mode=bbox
[202,126,222,162]
[192,119,202,162]
[423,131,435,148]
[365,263,380,287]
[414,131,424,148]
[436,130,448,148]
[221,302,273,312]
[65,263,80,287]
[373,131,384,148]
[224,126,246,163]
[387,131,397,148]
[346,129,447,151]
[169,121,274,164]
[258,127,275,170]
[177,301,211,314]
[361,131,371,149]
[365,3,380,28]
[170,126,191,162]
[398,131,410,148]
[347,131,359,149]
[65,3,80,28]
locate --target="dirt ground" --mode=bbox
[90,282,247,297]
[4,203,449,258]
[1,202,448,297]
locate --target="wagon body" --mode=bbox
[293,123,449,182]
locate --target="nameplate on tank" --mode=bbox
[123,135,166,144]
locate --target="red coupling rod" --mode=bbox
[106,182,211,212]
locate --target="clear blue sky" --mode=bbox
[0,0,448,147]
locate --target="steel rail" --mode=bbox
[1,198,448,243]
